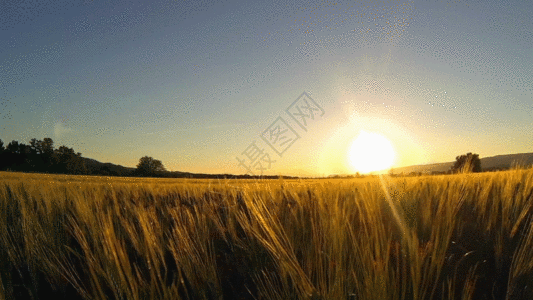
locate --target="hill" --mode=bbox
[392,152,533,175]
[82,158,136,176]
[82,152,533,178]
[81,157,298,179]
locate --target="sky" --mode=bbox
[1,0,532,177]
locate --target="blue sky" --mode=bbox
[1,0,532,176]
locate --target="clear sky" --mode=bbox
[1,0,532,177]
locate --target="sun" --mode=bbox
[348,130,395,174]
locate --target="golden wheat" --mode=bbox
[1,169,532,299]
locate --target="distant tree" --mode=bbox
[40,138,55,167]
[0,137,90,174]
[451,152,481,173]
[6,140,20,153]
[29,138,42,155]
[2,140,28,170]
[0,139,6,170]
[53,146,86,174]
[26,138,44,170]
[136,156,166,176]
[19,143,31,155]
[41,138,54,154]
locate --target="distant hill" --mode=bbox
[82,158,136,176]
[478,153,533,170]
[392,152,533,175]
[81,152,533,179]
[81,157,298,179]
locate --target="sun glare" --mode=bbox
[348,130,395,174]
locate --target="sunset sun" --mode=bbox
[348,131,395,174]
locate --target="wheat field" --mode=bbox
[1,169,533,300]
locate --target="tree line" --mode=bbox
[0,138,88,175]
[0,137,293,179]
[0,137,486,178]
[0,137,159,177]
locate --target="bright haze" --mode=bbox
[1,0,531,177]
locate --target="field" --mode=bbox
[1,170,533,300]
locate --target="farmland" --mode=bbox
[1,170,533,299]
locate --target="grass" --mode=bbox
[1,169,533,299]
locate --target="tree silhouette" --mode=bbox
[53,146,86,174]
[29,138,41,154]
[0,139,5,170]
[136,156,166,176]
[450,152,481,173]
[41,138,54,155]
[6,140,20,153]
[41,138,54,164]
[0,137,92,174]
